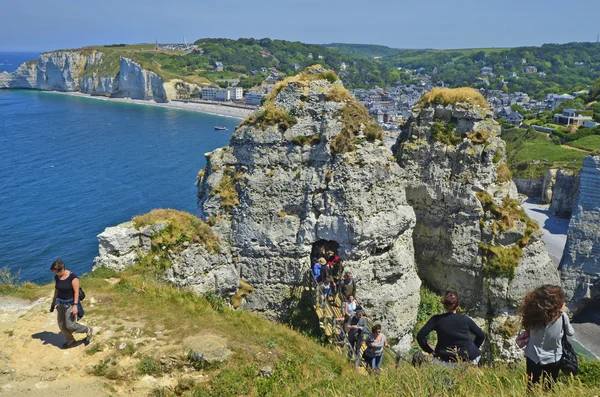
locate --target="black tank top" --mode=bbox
[55,272,77,300]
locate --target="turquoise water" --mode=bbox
[0,60,237,282]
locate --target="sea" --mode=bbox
[0,52,238,283]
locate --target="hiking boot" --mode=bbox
[85,327,93,344]
[61,341,77,349]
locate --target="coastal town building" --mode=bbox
[245,91,266,106]
[553,109,593,127]
[228,87,243,101]
[548,93,575,110]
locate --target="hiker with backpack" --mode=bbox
[365,324,390,372]
[518,285,575,389]
[49,259,93,349]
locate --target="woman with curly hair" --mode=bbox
[518,285,574,388]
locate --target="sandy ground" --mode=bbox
[0,296,193,396]
[45,91,254,120]
[521,198,599,360]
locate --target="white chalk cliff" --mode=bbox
[0,50,170,102]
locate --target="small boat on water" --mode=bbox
[214,125,228,131]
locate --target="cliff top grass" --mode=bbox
[1,264,600,396]
[420,87,489,108]
[46,45,211,85]
[132,208,220,253]
[267,65,340,102]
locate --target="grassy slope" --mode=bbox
[569,134,600,151]
[2,261,600,396]
[502,127,587,178]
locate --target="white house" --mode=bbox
[228,87,243,101]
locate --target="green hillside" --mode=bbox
[380,42,600,99]
[323,43,404,59]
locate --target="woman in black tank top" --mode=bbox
[49,259,93,348]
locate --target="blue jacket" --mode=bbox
[312,263,322,279]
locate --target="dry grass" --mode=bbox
[496,163,513,183]
[132,209,220,253]
[238,103,297,131]
[465,130,491,145]
[230,280,255,309]
[325,85,353,102]
[210,168,241,211]
[331,101,383,155]
[420,87,489,108]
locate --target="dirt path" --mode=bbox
[0,296,190,396]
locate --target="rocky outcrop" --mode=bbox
[541,169,557,204]
[1,50,170,102]
[392,91,559,360]
[93,215,239,298]
[513,177,544,198]
[196,67,421,349]
[560,155,600,312]
[549,170,579,217]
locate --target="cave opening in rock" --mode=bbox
[311,240,340,262]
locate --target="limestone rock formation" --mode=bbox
[0,51,171,102]
[93,212,239,298]
[549,169,579,217]
[196,66,421,349]
[392,89,559,360]
[560,155,600,312]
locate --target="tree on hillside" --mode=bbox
[592,77,600,101]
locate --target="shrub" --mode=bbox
[231,280,255,309]
[431,122,461,145]
[476,192,539,279]
[420,87,489,108]
[137,356,164,376]
[291,135,320,146]
[492,150,502,164]
[465,130,491,145]
[413,286,445,342]
[497,318,520,339]
[0,267,20,294]
[480,243,523,280]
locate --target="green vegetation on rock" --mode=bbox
[331,100,383,155]
[476,192,539,280]
[132,208,220,253]
[431,121,461,145]
[210,167,241,211]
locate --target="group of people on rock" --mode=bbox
[311,247,390,371]
[312,248,576,386]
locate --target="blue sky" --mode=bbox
[1,0,599,51]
